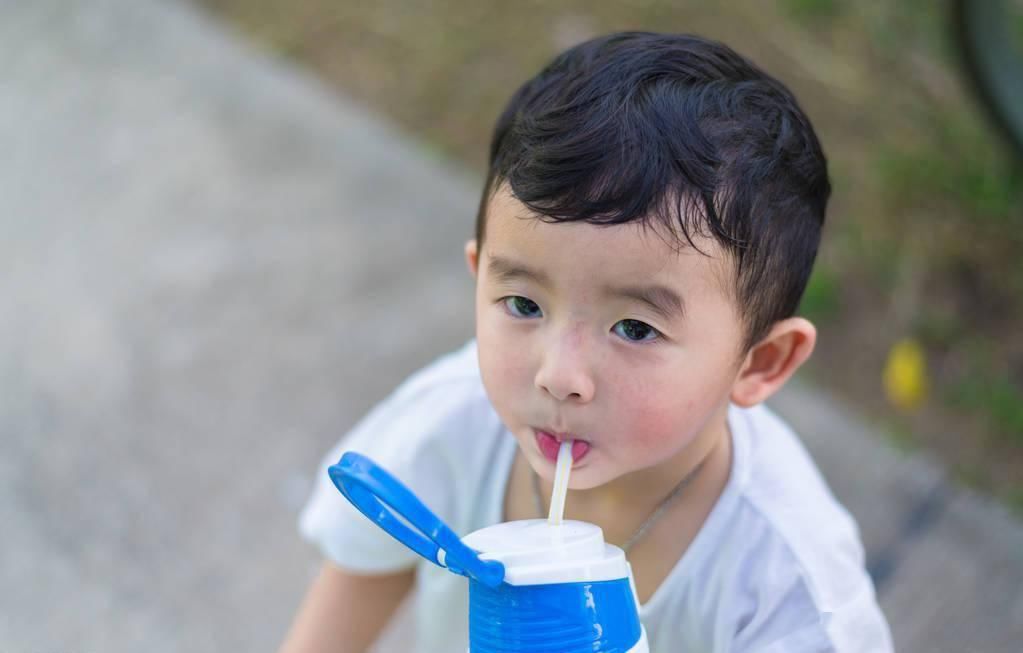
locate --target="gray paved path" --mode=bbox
[1,1,1020,651]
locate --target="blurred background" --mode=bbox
[1,0,1021,651]
[200,0,1023,510]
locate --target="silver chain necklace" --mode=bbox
[530,459,705,554]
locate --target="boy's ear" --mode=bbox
[464,239,479,277]
[730,317,817,407]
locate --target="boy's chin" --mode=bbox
[566,474,605,491]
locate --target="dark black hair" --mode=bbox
[475,32,831,352]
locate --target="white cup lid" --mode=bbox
[462,519,630,585]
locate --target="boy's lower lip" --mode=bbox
[534,430,591,463]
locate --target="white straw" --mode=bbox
[547,440,573,525]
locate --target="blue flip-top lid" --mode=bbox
[328,452,505,588]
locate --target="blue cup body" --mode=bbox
[469,576,642,653]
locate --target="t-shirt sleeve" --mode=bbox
[298,376,480,574]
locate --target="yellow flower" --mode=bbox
[883,338,928,411]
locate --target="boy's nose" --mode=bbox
[534,333,596,403]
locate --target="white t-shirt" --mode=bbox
[299,340,893,652]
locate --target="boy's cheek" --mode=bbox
[478,330,532,404]
[618,379,718,453]
[622,396,696,450]
[482,356,529,396]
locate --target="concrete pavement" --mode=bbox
[1,1,1020,651]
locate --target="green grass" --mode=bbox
[947,355,1023,446]
[799,264,841,323]
[875,114,1022,221]
[1008,485,1023,518]
[782,0,840,21]
[913,315,966,353]
[880,416,917,454]
[1014,5,1023,54]
[953,462,990,490]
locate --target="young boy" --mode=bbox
[280,32,893,653]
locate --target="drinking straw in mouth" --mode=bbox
[548,440,573,525]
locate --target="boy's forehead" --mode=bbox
[483,185,735,292]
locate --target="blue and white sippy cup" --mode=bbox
[329,452,650,653]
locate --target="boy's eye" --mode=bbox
[613,319,660,342]
[503,296,543,319]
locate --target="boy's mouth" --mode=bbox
[534,429,591,463]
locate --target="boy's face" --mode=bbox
[469,186,747,490]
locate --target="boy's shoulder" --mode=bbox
[729,404,866,590]
[676,404,890,650]
[389,339,483,403]
[731,403,850,523]
[729,403,861,570]
[353,339,499,463]
[356,339,497,449]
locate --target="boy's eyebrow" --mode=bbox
[487,254,685,320]
[602,283,686,321]
[487,255,553,288]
